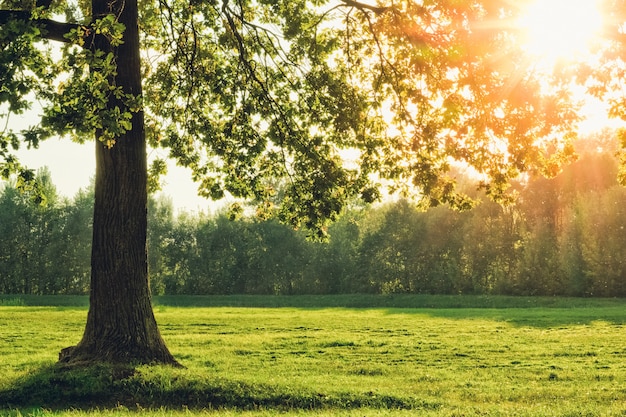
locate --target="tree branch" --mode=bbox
[340,0,390,14]
[35,0,55,8]
[0,9,84,43]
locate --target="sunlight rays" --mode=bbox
[517,0,604,69]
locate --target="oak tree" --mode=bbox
[0,0,583,365]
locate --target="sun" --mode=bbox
[517,0,604,67]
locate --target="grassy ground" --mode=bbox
[1,295,626,416]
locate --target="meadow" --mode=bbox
[1,295,626,416]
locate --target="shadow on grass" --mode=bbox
[0,363,436,412]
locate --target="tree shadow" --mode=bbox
[0,363,430,413]
[0,363,136,411]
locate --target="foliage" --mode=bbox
[3,136,626,298]
[0,170,92,295]
[0,0,592,235]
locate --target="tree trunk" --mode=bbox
[59,0,178,366]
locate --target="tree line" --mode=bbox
[2,136,625,298]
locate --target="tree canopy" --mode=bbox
[1,0,602,233]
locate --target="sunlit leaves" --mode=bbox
[0,16,51,114]
[147,157,167,193]
[91,14,125,46]
[582,1,626,122]
[0,0,606,236]
[0,12,56,198]
[41,15,136,147]
[141,0,380,234]
[368,0,581,206]
[135,0,590,234]
[1,9,136,152]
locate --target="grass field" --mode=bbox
[1,295,626,416]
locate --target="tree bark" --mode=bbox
[59,0,178,366]
[0,10,84,44]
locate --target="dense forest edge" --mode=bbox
[2,133,626,298]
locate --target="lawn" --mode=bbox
[1,295,625,416]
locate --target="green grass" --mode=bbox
[1,296,626,416]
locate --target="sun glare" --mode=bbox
[518,0,603,67]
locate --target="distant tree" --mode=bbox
[580,186,626,297]
[29,168,63,294]
[0,169,57,294]
[511,135,623,296]
[560,199,592,297]
[556,138,620,296]
[313,214,362,294]
[0,171,95,295]
[161,213,199,295]
[0,183,32,293]
[147,196,175,295]
[59,187,93,294]
[190,215,247,294]
[459,198,520,294]
[357,200,425,293]
[245,219,309,295]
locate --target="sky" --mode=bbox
[14,131,221,214]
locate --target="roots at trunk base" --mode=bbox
[58,342,181,367]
